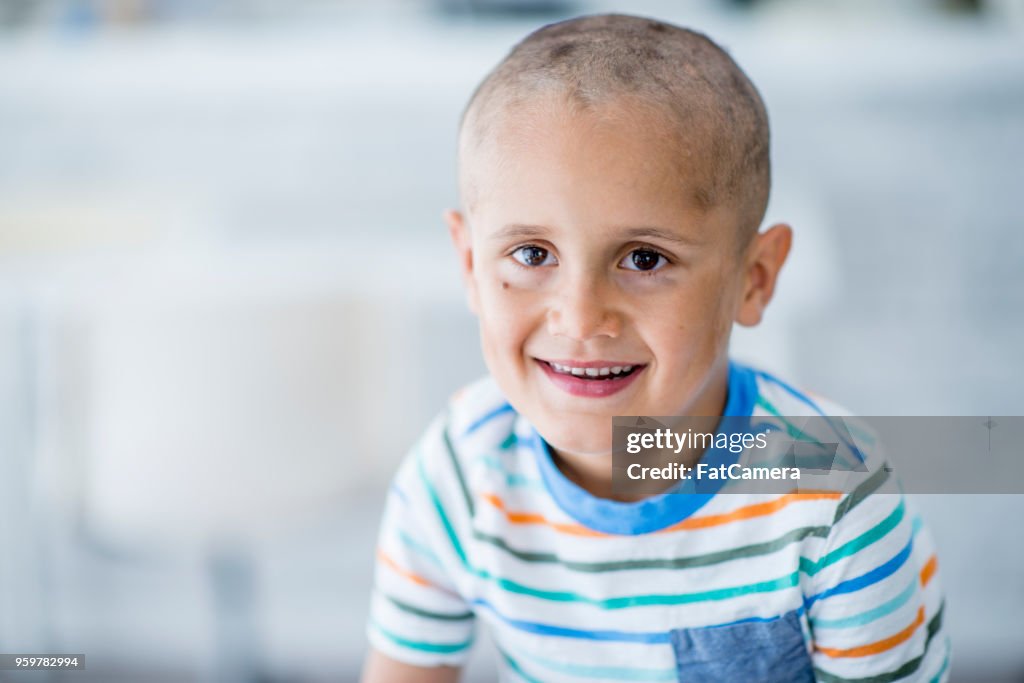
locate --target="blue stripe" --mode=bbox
[807,536,914,608]
[472,598,671,644]
[463,402,514,436]
[713,605,805,629]
[812,575,918,629]
[474,597,809,646]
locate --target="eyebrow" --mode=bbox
[493,223,703,246]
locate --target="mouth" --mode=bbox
[535,358,646,397]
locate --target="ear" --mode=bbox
[735,223,792,327]
[444,209,480,315]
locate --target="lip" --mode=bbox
[535,359,646,398]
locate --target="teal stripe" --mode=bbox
[518,649,676,681]
[477,568,800,609]
[754,396,877,448]
[929,640,950,683]
[811,575,918,629]
[474,455,544,489]
[749,410,862,471]
[417,448,469,568]
[397,529,442,568]
[371,619,472,654]
[802,499,905,576]
[754,398,826,444]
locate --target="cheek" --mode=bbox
[477,276,542,359]
[645,271,735,356]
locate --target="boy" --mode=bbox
[362,14,948,682]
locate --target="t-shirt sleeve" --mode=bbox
[365,424,477,667]
[805,477,950,682]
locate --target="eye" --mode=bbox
[511,245,557,267]
[620,248,667,272]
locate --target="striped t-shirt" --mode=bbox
[367,362,950,682]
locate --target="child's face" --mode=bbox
[449,96,785,458]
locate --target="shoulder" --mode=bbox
[747,365,855,418]
[445,374,517,444]
[741,364,898,521]
[397,375,518,502]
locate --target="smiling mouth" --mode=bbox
[539,360,643,380]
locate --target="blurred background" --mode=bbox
[0,0,1022,681]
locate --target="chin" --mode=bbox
[537,417,613,457]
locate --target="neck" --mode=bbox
[549,361,731,502]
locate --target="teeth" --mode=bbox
[548,362,637,377]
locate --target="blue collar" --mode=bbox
[528,361,758,535]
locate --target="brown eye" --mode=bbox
[623,249,665,272]
[512,245,555,267]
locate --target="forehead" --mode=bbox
[460,93,731,241]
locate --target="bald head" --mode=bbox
[458,14,771,241]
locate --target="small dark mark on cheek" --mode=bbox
[502,282,509,290]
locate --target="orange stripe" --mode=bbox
[920,554,938,587]
[661,492,842,532]
[377,548,458,596]
[817,606,925,658]
[481,494,608,537]
[480,490,841,536]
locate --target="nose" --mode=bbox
[546,267,621,341]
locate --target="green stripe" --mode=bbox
[500,432,519,450]
[471,525,829,573]
[813,602,945,683]
[832,465,892,526]
[383,594,474,622]
[441,424,475,517]
[802,499,905,576]
[371,619,473,654]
